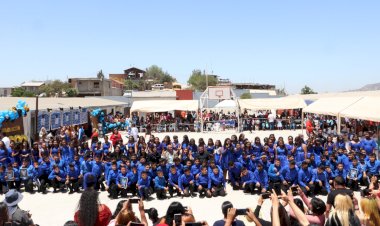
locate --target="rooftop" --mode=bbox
[20,81,45,87]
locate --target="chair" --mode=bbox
[206,123,213,131]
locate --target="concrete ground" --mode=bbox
[2,130,336,226]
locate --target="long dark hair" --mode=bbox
[77,189,100,226]
[165,202,186,226]
[0,202,9,226]
[112,200,127,219]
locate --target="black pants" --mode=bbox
[212,184,226,197]
[96,175,105,191]
[281,181,296,193]
[39,174,50,193]
[51,178,65,191]
[118,187,128,197]
[127,183,137,196]
[198,185,211,198]
[21,179,34,192]
[182,184,195,197]
[347,178,359,191]
[155,187,167,199]
[138,186,151,199]
[7,180,21,190]
[243,182,255,194]
[108,181,118,199]
[0,181,7,194]
[314,182,328,196]
[300,183,315,197]
[169,184,181,197]
[268,180,282,195]
[68,178,80,192]
[231,180,241,190]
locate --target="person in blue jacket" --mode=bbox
[347,158,362,191]
[280,160,298,192]
[210,166,226,197]
[360,132,377,155]
[363,153,380,181]
[26,161,39,193]
[127,165,138,196]
[298,161,315,197]
[240,167,255,194]
[106,162,119,199]
[253,162,268,193]
[228,161,242,190]
[66,162,80,194]
[268,159,284,195]
[196,166,211,198]
[116,165,129,198]
[137,171,151,200]
[334,163,348,183]
[314,165,330,195]
[92,155,105,191]
[191,158,202,178]
[157,158,169,179]
[48,165,66,193]
[179,168,196,197]
[154,168,168,200]
[168,165,181,197]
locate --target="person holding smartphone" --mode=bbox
[113,199,148,226]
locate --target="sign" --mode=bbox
[80,108,88,124]
[38,111,50,132]
[6,170,14,181]
[72,110,81,125]
[50,111,62,130]
[1,117,24,137]
[349,168,358,179]
[62,111,72,126]
[20,168,28,180]
[121,177,128,189]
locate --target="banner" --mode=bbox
[50,111,62,130]
[80,108,88,124]
[1,117,27,142]
[72,109,81,125]
[62,111,72,126]
[38,111,50,132]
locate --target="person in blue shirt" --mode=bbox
[347,158,362,191]
[314,165,330,195]
[106,162,119,199]
[0,165,6,194]
[65,162,80,194]
[196,166,211,198]
[240,167,255,194]
[157,158,169,179]
[25,161,39,193]
[360,132,377,155]
[19,160,33,193]
[137,171,151,200]
[334,163,348,182]
[267,159,283,195]
[178,168,196,197]
[48,165,66,193]
[168,165,181,197]
[253,162,268,193]
[92,156,105,191]
[363,153,380,186]
[80,154,93,178]
[298,161,315,197]
[228,161,243,190]
[127,165,138,196]
[154,168,168,200]
[190,158,202,178]
[116,165,129,198]
[280,160,299,191]
[210,166,226,197]
[259,154,271,172]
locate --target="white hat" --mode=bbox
[3,189,23,207]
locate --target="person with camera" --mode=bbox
[325,176,353,217]
[213,201,246,226]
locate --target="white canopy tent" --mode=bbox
[214,99,237,108]
[130,100,199,113]
[238,97,306,110]
[302,97,363,116]
[339,96,380,122]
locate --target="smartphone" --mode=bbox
[262,192,271,199]
[130,223,144,226]
[130,198,140,204]
[291,186,298,192]
[185,223,203,226]
[236,208,247,216]
[174,213,182,224]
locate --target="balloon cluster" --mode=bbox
[0,100,30,128]
[90,108,127,132]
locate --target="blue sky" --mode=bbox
[0,1,379,94]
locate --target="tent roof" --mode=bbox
[130,100,198,113]
[288,90,380,101]
[339,96,380,122]
[0,97,128,111]
[302,97,363,116]
[214,100,237,108]
[238,97,306,110]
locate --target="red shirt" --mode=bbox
[110,133,122,146]
[74,204,111,226]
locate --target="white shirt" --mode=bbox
[2,136,10,149]
[131,127,139,140]
[268,113,276,123]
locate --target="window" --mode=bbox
[78,81,82,85]
[94,82,100,88]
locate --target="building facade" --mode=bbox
[69,77,124,97]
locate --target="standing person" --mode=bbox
[1,133,10,149]
[325,176,353,217]
[109,129,122,149]
[74,188,112,226]
[360,132,377,155]
[3,189,35,226]
[268,111,276,130]
[130,124,139,142]
[213,201,245,226]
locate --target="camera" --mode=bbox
[236,208,248,215]
[130,198,140,204]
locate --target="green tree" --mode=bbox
[124,80,141,90]
[240,93,252,99]
[38,80,73,97]
[97,70,105,79]
[11,87,35,97]
[66,88,78,97]
[300,85,318,95]
[187,69,218,91]
[145,65,176,84]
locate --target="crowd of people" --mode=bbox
[0,123,380,225]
